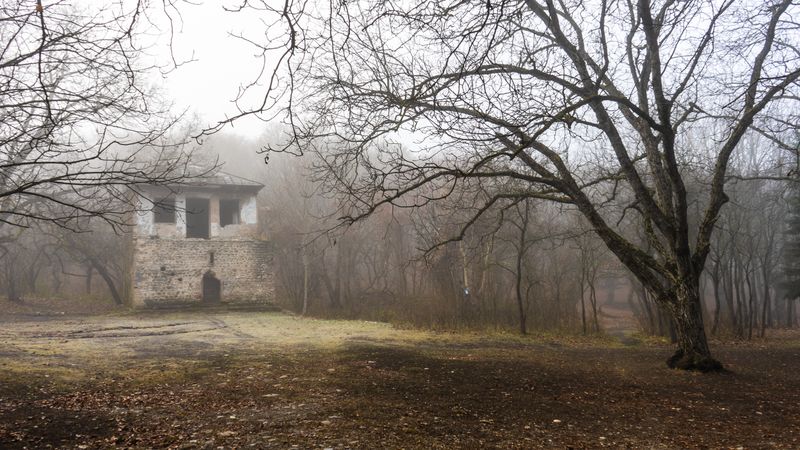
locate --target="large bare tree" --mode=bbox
[0,0,198,234]
[225,0,800,370]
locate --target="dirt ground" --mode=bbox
[0,311,798,449]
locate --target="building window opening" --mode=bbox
[153,197,176,223]
[186,197,210,238]
[220,199,240,227]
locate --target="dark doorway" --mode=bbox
[202,272,221,303]
[186,197,210,238]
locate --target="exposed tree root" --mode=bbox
[666,349,724,372]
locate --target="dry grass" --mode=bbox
[1,311,799,448]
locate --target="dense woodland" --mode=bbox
[2,130,798,344]
[5,2,800,447]
[1,0,799,372]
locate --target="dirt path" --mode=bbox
[0,312,798,448]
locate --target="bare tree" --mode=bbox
[53,222,128,305]
[221,0,800,370]
[575,228,604,334]
[0,0,200,235]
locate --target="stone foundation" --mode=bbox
[131,237,274,308]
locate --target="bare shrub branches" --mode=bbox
[0,0,202,233]
[226,0,799,368]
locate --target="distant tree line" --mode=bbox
[257,137,800,340]
[1,130,797,346]
[2,0,799,374]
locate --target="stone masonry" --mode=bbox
[131,237,274,307]
[128,172,275,308]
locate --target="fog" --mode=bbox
[5,128,794,336]
[1,0,799,447]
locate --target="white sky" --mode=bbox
[148,1,278,139]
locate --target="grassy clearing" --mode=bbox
[1,311,799,448]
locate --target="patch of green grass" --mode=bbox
[0,310,686,396]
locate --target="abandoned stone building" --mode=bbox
[128,172,274,308]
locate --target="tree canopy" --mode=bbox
[0,0,197,234]
[220,0,800,370]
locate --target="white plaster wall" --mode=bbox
[135,193,187,237]
[135,208,154,236]
[134,190,258,239]
[175,195,187,236]
[241,195,257,224]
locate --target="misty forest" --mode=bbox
[1,0,800,448]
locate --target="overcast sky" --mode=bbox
[151,1,275,139]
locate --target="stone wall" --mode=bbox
[130,237,274,308]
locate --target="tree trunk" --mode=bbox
[514,242,527,335]
[589,280,600,333]
[745,269,754,340]
[321,249,342,310]
[626,287,643,327]
[515,268,527,335]
[733,261,744,337]
[5,264,22,303]
[710,270,722,335]
[477,237,493,314]
[459,240,471,323]
[639,284,656,334]
[665,280,722,372]
[580,285,587,335]
[85,265,93,294]
[51,267,62,295]
[27,255,42,294]
[88,258,123,305]
[722,262,737,332]
[578,260,586,333]
[759,266,770,338]
[514,203,530,334]
[301,249,309,316]
[7,276,21,303]
[665,311,677,344]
